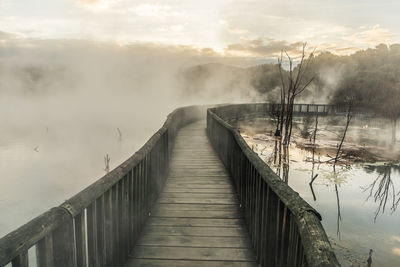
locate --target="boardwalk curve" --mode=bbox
[0,104,340,267]
[127,121,257,266]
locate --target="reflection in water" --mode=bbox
[274,118,347,239]
[271,139,289,183]
[309,141,319,201]
[237,117,400,266]
[335,183,342,239]
[362,164,400,221]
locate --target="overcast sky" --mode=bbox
[0,0,399,59]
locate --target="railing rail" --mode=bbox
[213,102,381,122]
[0,105,207,267]
[207,104,339,267]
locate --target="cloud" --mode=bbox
[225,38,303,57]
[227,27,249,35]
[0,34,267,68]
[393,247,400,256]
[344,25,395,46]
[134,4,185,18]
[77,0,100,4]
[75,0,121,11]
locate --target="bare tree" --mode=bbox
[104,154,110,173]
[334,103,352,165]
[277,43,315,146]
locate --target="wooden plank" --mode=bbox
[153,203,239,211]
[137,235,251,248]
[162,188,234,193]
[160,192,236,199]
[165,179,232,185]
[131,246,256,261]
[141,226,247,237]
[151,210,242,218]
[126,259,257,267]
[170,173,228,177]
[168,174,229,178]
[147,217,245,227]
[164,185,234,190]
[158,197,238,204]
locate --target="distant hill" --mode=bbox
[178,62,281,102]
[178,44,400,111]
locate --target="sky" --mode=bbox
[0,0,399,60]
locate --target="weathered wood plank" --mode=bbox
[153,203,239,211]
[131,246,256,261]
[137,235,251,248]
[160,192,236,199]
[162,188,234,193]
[141,226,247,237]
[165,179,232,185]
[158,197,238,204]
[168,174,229,178]
[164,184,233,189]
[146,217,245,227]
[151,210,242,218]
[126,259,258,267]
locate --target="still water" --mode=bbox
[0,104,171,238]
[236,118,400,267]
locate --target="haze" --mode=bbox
[1,0,399,254]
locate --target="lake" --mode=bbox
[235,117,400,267]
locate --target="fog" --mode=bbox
[0,38,264,236]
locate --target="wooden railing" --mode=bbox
[207,104,339,267]
[0,105,207,267]
[213,102,375,121]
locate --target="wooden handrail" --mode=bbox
[207,104,339,267]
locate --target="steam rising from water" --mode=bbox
[0,39,264,236]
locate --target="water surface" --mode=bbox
[235,117,400,267]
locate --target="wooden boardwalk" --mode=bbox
[126,121,257,266]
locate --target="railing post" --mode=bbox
[52,216,76,267]
[75,212,87,267]
[11,251,28,267]
[36,236,54,267]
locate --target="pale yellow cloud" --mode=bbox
[228,27,249,35]
[77,0,100,5]
[76,0,120,12]
[134,4,184,18]
[344,25,395,46]
[392,247,400,256]
[225,38,305,57]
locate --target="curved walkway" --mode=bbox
[126,121,257,266]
